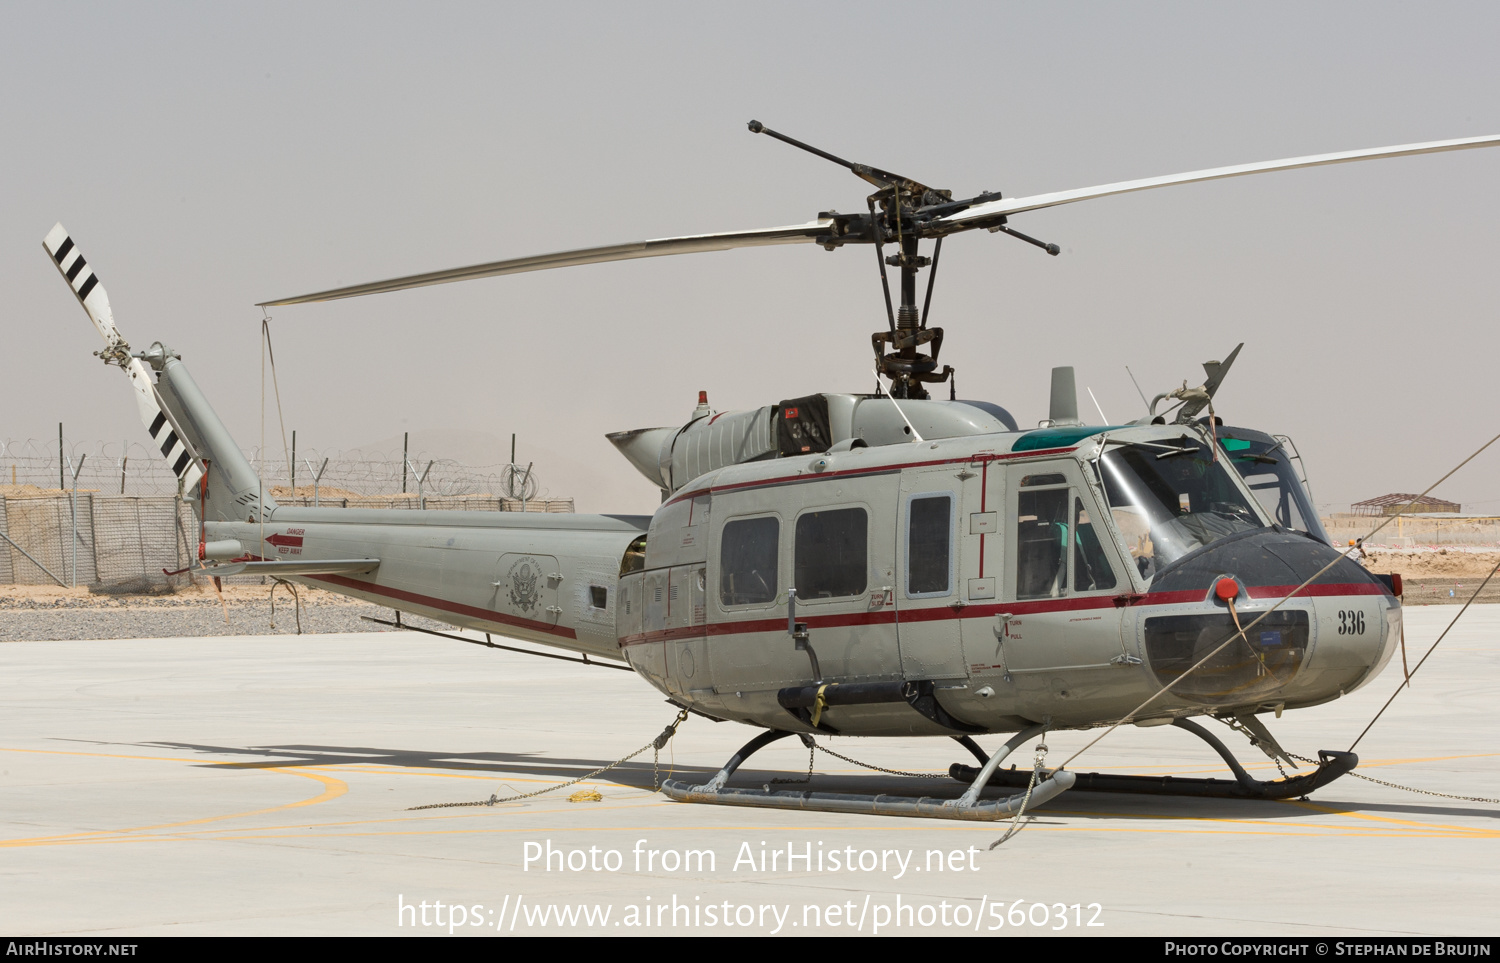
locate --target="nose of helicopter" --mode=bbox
[1137,528,1400,710]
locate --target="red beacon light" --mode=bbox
[1214,577,1241,602]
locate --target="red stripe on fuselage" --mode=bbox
[306,574,578,639]
[616,582,1387,647]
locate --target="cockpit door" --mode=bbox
[1001,461,1129,681]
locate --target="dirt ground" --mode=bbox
[0,581,371,607]
[0,581,394,641]
[1359,549,1500,580]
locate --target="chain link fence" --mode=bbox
[0,438,572,587]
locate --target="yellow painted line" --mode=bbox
[1,767,347,849]
[1277,796,1492,838]
[1353,752,1500,768]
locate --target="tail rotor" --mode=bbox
[43,224,204,494]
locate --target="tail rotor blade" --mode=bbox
[43,223,204,493]
[45,223,123,348]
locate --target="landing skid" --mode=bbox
[950,719,1358,801]
[660,725,1075,821]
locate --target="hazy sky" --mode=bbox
[4,2,1498,515]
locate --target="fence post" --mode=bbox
[174,489,183,579]
[312,457,328,508]
[68,453,86,586]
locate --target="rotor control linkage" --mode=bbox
[747,120,939,197]
[990,223,1061,256]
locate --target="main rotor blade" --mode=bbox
[259,219,834,305]
[937,134,1500,228]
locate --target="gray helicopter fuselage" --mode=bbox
[197,414,1401,739]
[137,332,1397,740]
[611,421,1400,736]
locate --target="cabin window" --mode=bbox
[906,493,953,597]
[1016,487,1069,599]
[1073,498,1117,592]
[720,516,779,606]
[795,507,867,600]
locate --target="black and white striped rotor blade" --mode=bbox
[43,223,204,493]
[44,222,123,348]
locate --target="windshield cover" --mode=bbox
[1097,436,1265,578]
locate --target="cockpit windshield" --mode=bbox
[1096,435,1265,579]
[1217,427,1331,545]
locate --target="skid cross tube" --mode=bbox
[949,723,1050,809]
[661,726,1075,821]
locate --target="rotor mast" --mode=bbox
[748,121,1056,399]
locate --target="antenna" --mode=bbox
[1087,386,1110,425]
[1125,366,1151,413]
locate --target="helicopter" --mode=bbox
[46,124,1500,820]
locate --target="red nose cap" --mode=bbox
[1214,577,1240,601]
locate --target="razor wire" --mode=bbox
[0,438,572,587]
[0,437,564,503]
